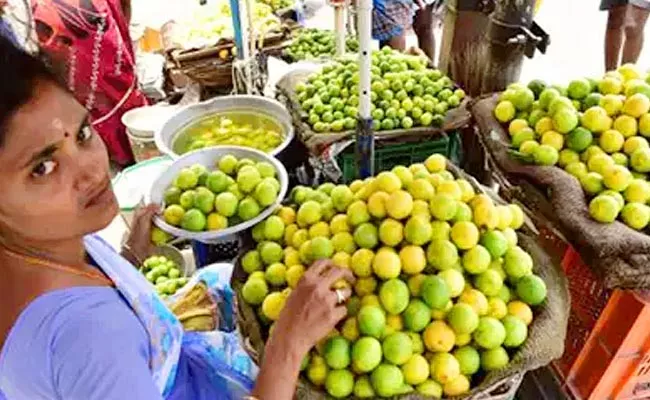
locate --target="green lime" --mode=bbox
[383,332,413,365]
[502,315,528,347]
[352,337,383,372]
[481,347,510,371]
[473,317,507,349]
[420,275,451,310]
[453,346,481,375]
[324,336,351,369]
[371,364,405,397]
[379,279,410,315]
[181,209,207,232]
[325,369,354,398]
[446,303,479,335]
[516,274,547,305]
[357,305,386,338]
[403,299,431,332]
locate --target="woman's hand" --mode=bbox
[122,204,159,265]
[274,260,355,355]
[252,260,355,400]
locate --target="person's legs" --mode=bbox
[413,4,435,60]
[605,6,627,70]
[622,5,650,64]
[373,0,412,51]
[380,35,407,51]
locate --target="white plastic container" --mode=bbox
[122,105,177,162]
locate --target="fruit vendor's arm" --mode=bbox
[121,205,159,267]
[251,261,354,400]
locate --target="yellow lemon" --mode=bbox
[423,321,456,353]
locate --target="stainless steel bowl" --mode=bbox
[149,146,289,243]
[154,95,294,158]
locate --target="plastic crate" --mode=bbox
[336,131,463,183]
[554,247,650,400]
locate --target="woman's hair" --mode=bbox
[0,35,61,147]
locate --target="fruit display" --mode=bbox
[173,0,280,49]
[283,28,359,62]
[173,112,286,155]
[238,155,547,398]
[161,155,281,232]
[141,255,189,296]
[295,47,466,133]
[494,63,650,230]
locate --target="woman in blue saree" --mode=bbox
[0,36,354,400]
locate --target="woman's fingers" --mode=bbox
[131,204,159,232]
[138,203,161,220]
[328,286,353,306]
[322,267,355,287]
[329,305,348,324]
[307,259,333,277]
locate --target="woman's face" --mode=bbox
[0,81,118,244]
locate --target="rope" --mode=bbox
[231,56,265,95]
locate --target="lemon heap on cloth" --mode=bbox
[239,155,547,398]
[495,64,650,230]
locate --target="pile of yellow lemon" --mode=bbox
[239,155,547,398]
[494,64,650,230]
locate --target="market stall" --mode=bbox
[105,0,573,398]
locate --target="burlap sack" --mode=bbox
[472,95,650,290]
[275,69,473,157]
[231,165,570,399]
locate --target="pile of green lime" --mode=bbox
[284,28,359,62]
[239,154,547,398]
[162,155,281,232]
[141,255,189,297]
[495,63,650,230]
[296,47,465,133]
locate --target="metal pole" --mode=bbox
[334,4,345,56]
[229,0,245,60]
[355,0,373,178]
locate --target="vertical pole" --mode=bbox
[242,0,254,94]
[356,0,373,178]
[229,0,244,60]
[334,5,345,56]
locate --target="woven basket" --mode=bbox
[276,69,473,157]
[166,25,293,90]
